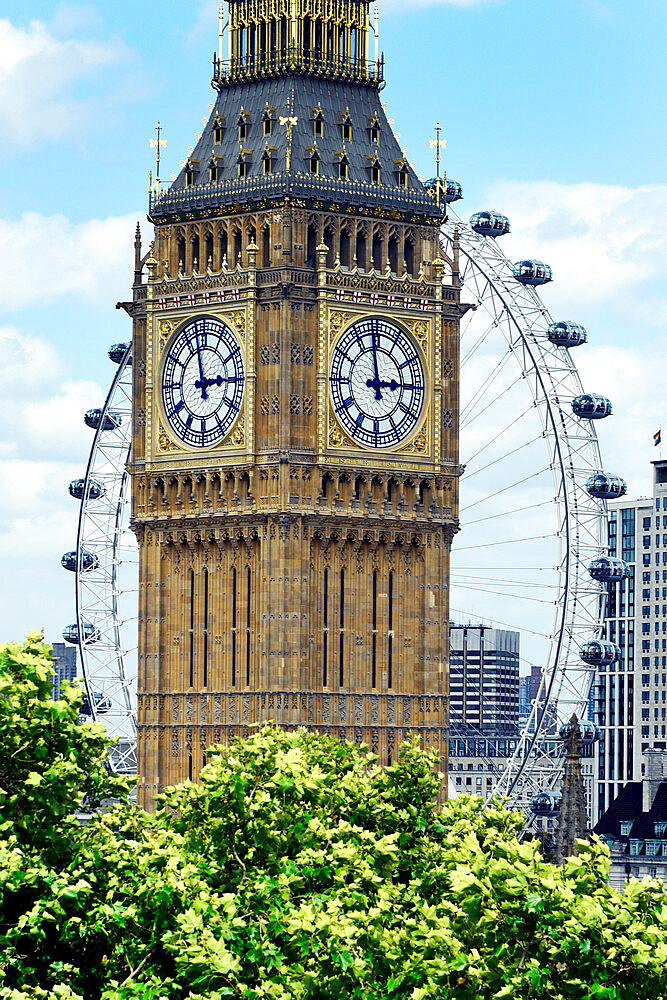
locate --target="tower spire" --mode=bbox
[555,715,590,862]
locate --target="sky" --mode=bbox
[0,0,666,653]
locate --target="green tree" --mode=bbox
[2,638,667,999]
[0,634,129,864]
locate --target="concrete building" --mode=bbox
[449,624,520,735]
[593,459,667,822]
[448,624,520,799]
[51,641,77,701]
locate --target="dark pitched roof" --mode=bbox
[594,780,667,842]
[150,76,442,223]
[593,782,642,837]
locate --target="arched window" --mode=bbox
[340,229,350,268]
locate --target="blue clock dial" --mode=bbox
[329,317,425,449]
[162,316,244,448]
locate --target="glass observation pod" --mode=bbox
[445,179,463,203]
[81,692,111,716]
[588,555,631,583]
[68,478,106,501]
[529,791,561,817]
[585,472,627,500]
[108,343,131,365]
[61,549,99,573]
[84,408,123,432]
[424,178,463,203]
[558,719,601,743]
[579,639,621,666]
[547,321,588,348]
[512,260,553,286]
[469,211,510,237]
[571,394,613,419]
[62,622,101,645]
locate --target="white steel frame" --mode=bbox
[74,346,137,774]
[442,221,607,813]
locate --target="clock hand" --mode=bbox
[371,326,381,400]
[196,374,237,389]
[195,337,208,399]
[366,377,400,393]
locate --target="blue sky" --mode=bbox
[0,0,666,647]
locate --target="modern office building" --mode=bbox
[593,459,667,822]
[448,624,520,799]
[449,624,520,735]
[51,641,77,701]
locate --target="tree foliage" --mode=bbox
[2,637,667,999]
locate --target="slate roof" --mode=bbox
[594,780,667,848]
[150,75,443,223]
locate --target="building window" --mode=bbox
[310,153,319,174]
[338,156,349,180]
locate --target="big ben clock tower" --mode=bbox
[129,0,462,807]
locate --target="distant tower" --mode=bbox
[128,0,462,807]
[555,715,589,861]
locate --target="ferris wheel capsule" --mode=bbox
[81,691,112,715]
[63,622,101,645]
[61,549,99,573]
[512,260,553,286]
[572,394,613,419]
[469,211,510,237]
[84,408,123,431]
[445,179,463,203]
[579,639,621,665]
[585,472,627,499]
[529,791,561,817]
[588,556,631,582]
[547,321,588,348]
[108,343,131,365]
[558,718,600,743]
[69,478,106,501]
[425,178,463,204]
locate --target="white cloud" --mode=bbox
[0,15,128,148]
[479,180,667,325]
[0,326,105,642]
[576,344,667,500]
[0,212,140,311]
[466,179,667,497]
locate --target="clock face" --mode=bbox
[329,317,425,449]
[162,316,244,448]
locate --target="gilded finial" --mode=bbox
[150,121,167,194]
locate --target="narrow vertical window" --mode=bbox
[388,570,394,689]
[372,570,377,688]
[203,567,209,688]
[339,568,345,687]
[232,567,237,686]
[323,567,329,686]
[246,566,251,687]
[188,751,193,781]
[189,570,195,687]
